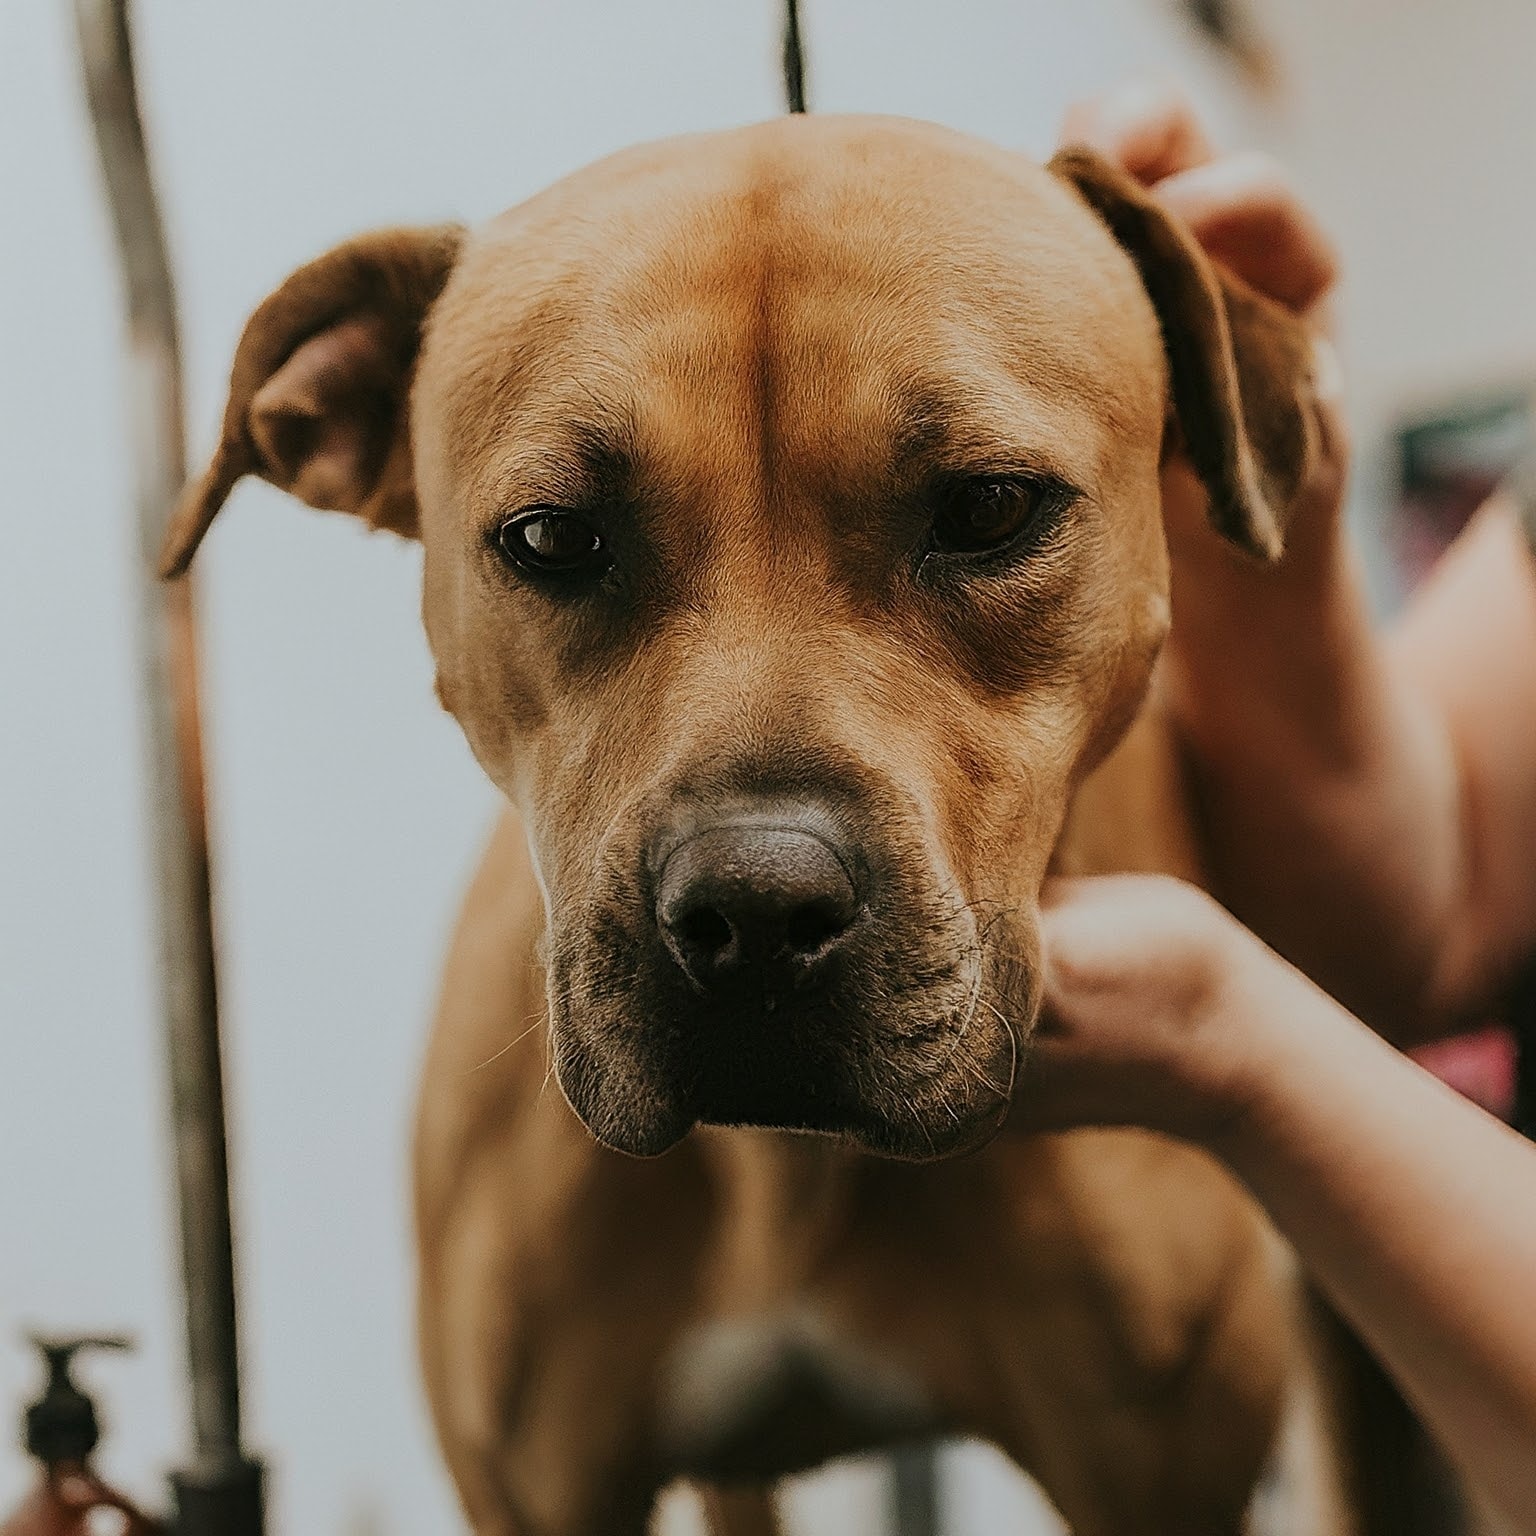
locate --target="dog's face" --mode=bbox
[166,117,1318,1159]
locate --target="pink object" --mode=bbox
[1411,1026,1518,1120]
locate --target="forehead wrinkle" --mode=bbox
[459,396,638,517]
[444,257,756,520]
[753,243,1160,519]
[441,126,1163,539]
[435,195,758,496]
[778,357,1115,517]
[887,378,1075,476]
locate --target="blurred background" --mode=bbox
[2,1,1533,1531]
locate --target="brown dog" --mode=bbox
[164,116,1349,1535]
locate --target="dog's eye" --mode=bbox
[928,477,1044,556]
[496,508,606,576]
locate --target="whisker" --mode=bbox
[537,1030,560,1105]
[465,1012,548,1076]
[984,998,1022,1102]
[954,1040,1009,1100]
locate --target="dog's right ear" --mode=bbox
[1049,146,1321,564]
[160,224,465,578]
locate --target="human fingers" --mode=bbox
[1015,877,1219,1134]
[1030,878,1281,1140]
[1059,81,1215,186]
[1154,152,1339,315]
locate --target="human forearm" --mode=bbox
[1165,524,1467,1037]
[1384,499,1536,1022]
[1029,875,1536,1530]
[1170,495,1536,1036]
[1211,954,1536,1532]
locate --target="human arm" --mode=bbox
[1167,474,1536,1041]
[1017,874,1536,1533]
[1384,494,1536,1022]
[1060,87,1536,1038]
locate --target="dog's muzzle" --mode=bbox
[548,788,1026,1161]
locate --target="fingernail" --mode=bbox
[1093,80,1174,141]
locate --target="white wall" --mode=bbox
[2,2,1531,1533]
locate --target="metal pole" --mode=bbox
[71,5,264,1533]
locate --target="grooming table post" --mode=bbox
[72,4,265,1534]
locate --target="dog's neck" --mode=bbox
[1050,678,1206,885]
[693,1126,861,1307]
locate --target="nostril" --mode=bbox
[677,905,734,957]
[654,816,863,986]
[784,898,853,954]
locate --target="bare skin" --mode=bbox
[1018,873,1536,1536]
[1061,84,1536,1041]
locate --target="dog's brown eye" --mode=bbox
[929,477,1043,555]
[497,508,605,575]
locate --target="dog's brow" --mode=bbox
[564,414,638,488]
[508,410,638,506]
[890,389,953,472]
[889,384,1046,480]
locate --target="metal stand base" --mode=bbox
[171,1457,265,1536]
[890,1442,940,1536]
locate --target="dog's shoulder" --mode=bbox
[414,811,553,1222]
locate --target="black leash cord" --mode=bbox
[783,0,807,113]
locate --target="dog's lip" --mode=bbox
[561,1054,1014,1162]
[550,1023,697,1159]
[583,1111,697,1160]
[555,1029,1014,1161]
[837,1091,1013,1162]
[559,1074,697,1158]
[680,1035,1018,1161]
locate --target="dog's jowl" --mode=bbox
[165,117,1347,1535]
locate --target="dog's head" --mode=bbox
[166,117,1320,1159]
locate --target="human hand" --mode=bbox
[1058,83,1348,576]
[1010,874,1300,1143]
[1061,84,1336,317]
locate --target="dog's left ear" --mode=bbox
[1049,145,1321,562]
[160,224,465,578]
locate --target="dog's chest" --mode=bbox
[656,1305,940,1481]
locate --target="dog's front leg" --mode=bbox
[419,1166,698,1536]
[694,1484,784,1536]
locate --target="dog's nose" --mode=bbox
[656,820,861,988]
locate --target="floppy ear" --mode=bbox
[160,224,465,578]
[1049,145,1320,561]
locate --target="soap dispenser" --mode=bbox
[1,1336,162,1536]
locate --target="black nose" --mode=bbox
[656,818,862,989]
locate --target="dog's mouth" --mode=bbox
[546,928,1032,1161]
